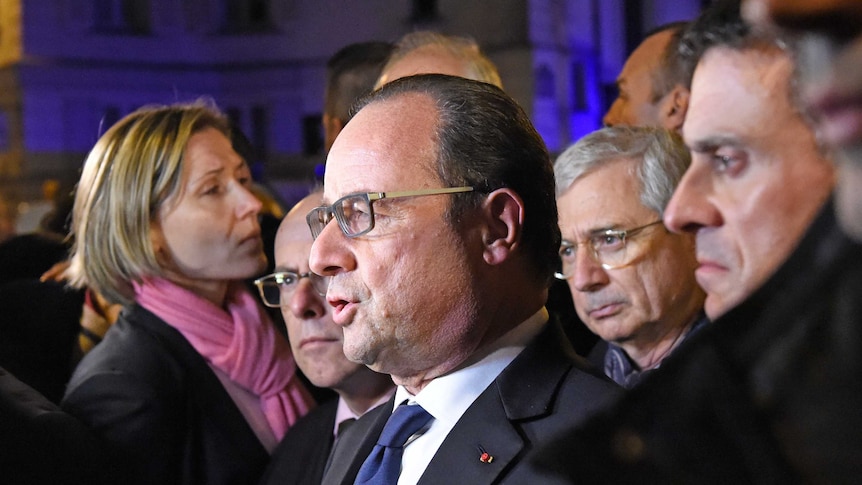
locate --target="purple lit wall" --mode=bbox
[8,0,708,203]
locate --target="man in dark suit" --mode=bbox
[305,74,621,484]
[256,192,395,485]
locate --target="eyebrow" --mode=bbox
[189,157,247,186]
[562,224,623,242]
[273,265,300,273]
[686,135,743,153]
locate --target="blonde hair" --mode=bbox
[68,100,231,305]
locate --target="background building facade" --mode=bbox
[0,0,704,223]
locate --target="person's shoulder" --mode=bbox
[64,305,194,403]
[499,319,622,423]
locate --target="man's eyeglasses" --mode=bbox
[554,220,664,279]
[253,271,330,308]
[305,186,474,239]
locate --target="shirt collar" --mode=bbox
[392,307,548,426]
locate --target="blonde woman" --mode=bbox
[62,102,314,484]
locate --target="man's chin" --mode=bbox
[704,292,739,321]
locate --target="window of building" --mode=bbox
[0,109,9,152]
[220,0,275,34]
[93,0,150,35]
[410,0,439,23]
[251,105,268,160]
[571,61,588,112]
[536,64,555,99]
[302,114,322,156]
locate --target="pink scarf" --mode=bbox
[133,276,314,440]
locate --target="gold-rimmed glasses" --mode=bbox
[305,186,474,239]
[554,220,664,279]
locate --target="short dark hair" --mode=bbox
[677,0,806,116]
[325,41,394,125]
[354,74,560,286]
[678,0,778,81]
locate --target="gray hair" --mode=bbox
[554,126,690,216]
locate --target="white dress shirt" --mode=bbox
[394,307,548,485]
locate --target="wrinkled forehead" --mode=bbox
[684,47,793,143]
[322,93,441,201]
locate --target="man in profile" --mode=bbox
[309,74,619,484]
[604,22,690,131]
[534,1,844,482]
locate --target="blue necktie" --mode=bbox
[354,402,433,485]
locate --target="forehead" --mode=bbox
[323,93,440,200]
[186,127,228,156]
[620,30,672,82]
[559,159,655,228]
[184,128,232,164]
[684,47,793,142]
[276,196,321,248]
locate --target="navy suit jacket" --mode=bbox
[322,318,621,485]
[62,304,269,485]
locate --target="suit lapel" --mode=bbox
[418,384,524,485]
[322,395,393,485]
[324,319,581,485]
[418,319,576,484]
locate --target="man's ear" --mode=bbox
[479,188,524,265]
[661,85,690,133]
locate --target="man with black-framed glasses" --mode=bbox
[310,74,620,485]
[554,126,706,388]
[256,192,395,485]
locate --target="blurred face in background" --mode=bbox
[604,30,673,128]
[664,47,834,319]
[744,0,862,241]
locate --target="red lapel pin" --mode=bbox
[478,445,494,463]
